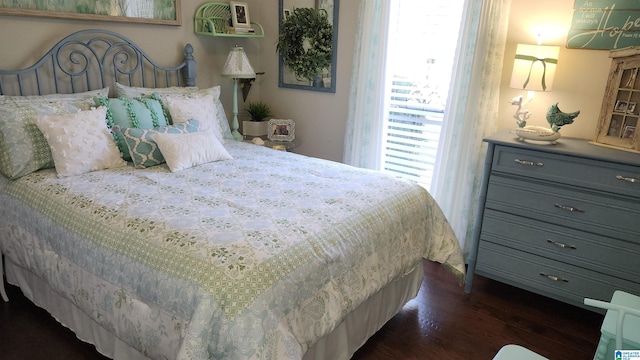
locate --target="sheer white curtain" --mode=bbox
[431,0,511,255]
[343,0,511,256]
[342,0,391,169]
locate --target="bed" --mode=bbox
[0,29,465,360]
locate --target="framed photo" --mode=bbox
[267,119,295,142]
[283,9,291,20]
[615,100,628,112]
[628,101,637,114]
[230,1,251,28]
[0,0,181,25]
[623,125,636,139]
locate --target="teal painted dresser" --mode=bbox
[464,130,640,311]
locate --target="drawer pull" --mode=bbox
[540,273,569,282]
[546,239,577,250]
[554,204,585,213]
[514,159,543,167]
[616,175,639,183]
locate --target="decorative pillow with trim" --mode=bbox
[122,119,201,169]
[115,83,233,140]
[0,87,109,179]
[163,93,223,142]
[34,106,126,178]
[151,129,232,172]
[94,95,169,161]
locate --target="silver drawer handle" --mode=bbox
[514,159,544,166]
[616,175,639,183]
[554,204,585,213]
[540,273,569,282]
[546,239,577,250]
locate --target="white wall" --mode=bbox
[0,0,615,161]
[498,0,611,140]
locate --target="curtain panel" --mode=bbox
[343,0,511,257]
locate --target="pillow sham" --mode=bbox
[115,83,233,140]
[94,95,169,161]
[0,87,110,179]
[163,94,223,142]
[34,106,126,178]
[151,129,232,172]
[122,119,201,169]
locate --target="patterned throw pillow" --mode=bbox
[0,88,109,179]
[94,95,169,161]
[122,119,200,169]
[114,83,233,140]
[34,106,127,178]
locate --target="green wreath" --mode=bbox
[277,8,333,82]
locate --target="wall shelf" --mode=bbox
[194,2,264,38]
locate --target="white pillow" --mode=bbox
[151,130,232,172]
[35,107,127,177]
[164,94,223,141]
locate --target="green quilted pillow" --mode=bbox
[94,95,169,161]
[0,88,109,179]
[122,119,200,168]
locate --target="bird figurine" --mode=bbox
[546,103,580,132]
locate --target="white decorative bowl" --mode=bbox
[514,126,561,144]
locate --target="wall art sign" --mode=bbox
[568,0,640,50]
[0,0,181,25]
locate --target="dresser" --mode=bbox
[464,130,640,311]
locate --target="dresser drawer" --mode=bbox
[480,210,640,281]
[492,145,640,198]
[485,175,640,243]
[476,242,640,307]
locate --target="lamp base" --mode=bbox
[514,126,560,144]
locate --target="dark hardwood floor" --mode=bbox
[0,260,602,360]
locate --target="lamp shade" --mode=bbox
[510,44,560,92]
[221,46,256,79]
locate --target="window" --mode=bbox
[382,0,464,190]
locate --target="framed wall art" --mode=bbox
[0,0,181,25]
[267,119,295,142]
[230,1,250,28]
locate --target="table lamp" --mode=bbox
[509,43,562,142]
[221,45,256,141]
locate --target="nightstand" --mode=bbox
[465,130,640,311]
[244,137,301,151]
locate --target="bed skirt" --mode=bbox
[5,259,424,360]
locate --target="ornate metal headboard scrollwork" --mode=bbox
[0,29,196,96]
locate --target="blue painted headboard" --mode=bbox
[0,29,196,96]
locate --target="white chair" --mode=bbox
[492,344,548,360]
[584,290,640,360]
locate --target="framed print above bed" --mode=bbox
[0,0,181,25]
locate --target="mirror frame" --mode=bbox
[278,0,339,93]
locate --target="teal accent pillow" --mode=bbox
[94,95,169,161]
[122,119,200,168]
[114,83,233,140]
[0,88,109,179]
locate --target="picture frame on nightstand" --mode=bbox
[267,119,295,142]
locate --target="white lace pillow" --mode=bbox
[164,94,223,142]
[35,106,127,177]
[151,130,232,172]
